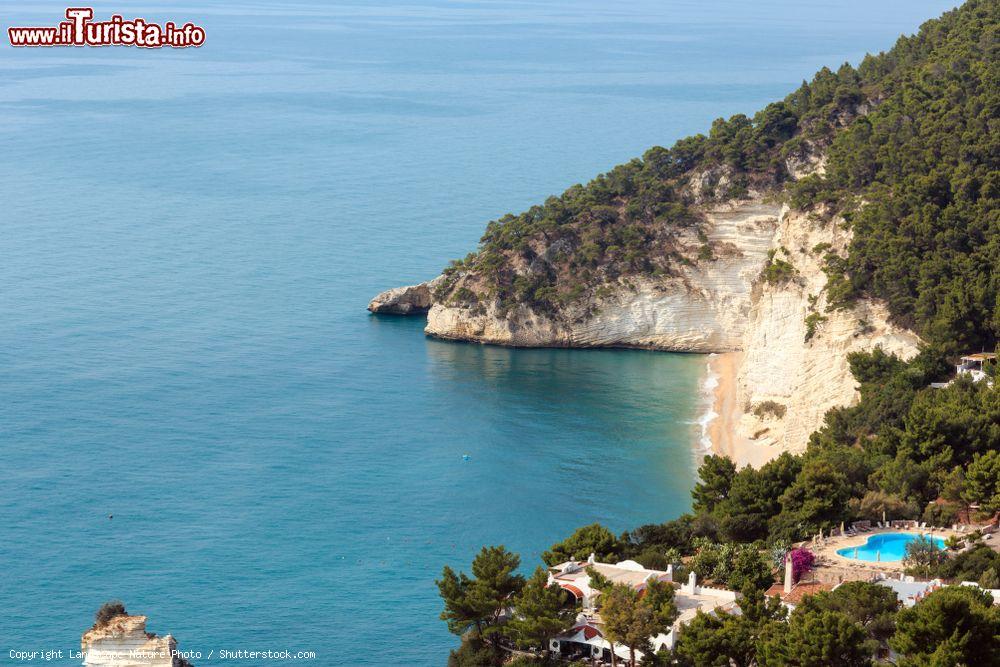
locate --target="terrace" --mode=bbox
[807,521,964,577]
[956,352,997,383]
[932,352,998,388]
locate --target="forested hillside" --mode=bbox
[438,2,1000,664]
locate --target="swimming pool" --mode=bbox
[836,532,946,562]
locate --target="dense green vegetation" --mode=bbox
[793,2,1000,350]
[658,347,999,549]
[438,2,1000,664]
[890,586,1000,664]
[674,581,1000,666]
[441,534,1000,665]
[440,352,1000,664]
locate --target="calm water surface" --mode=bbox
[0,1,956,664]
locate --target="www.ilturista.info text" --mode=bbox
[8,8,205,48]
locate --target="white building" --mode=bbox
[955,353,997,384]
[872,577,945,608]
[930,352,997,389]
[871,575,1000,607]
[546,554,739,662]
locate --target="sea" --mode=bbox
[0,1,956,664]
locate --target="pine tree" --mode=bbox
[598,579,677,667]
[505,567,572,651]
[436,546,525,639]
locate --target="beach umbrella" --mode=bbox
[840,521,845,535]
[882,510,887,524]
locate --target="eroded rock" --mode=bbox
[367,282,433,315]
[82,614,192,667]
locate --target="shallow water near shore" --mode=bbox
[0,0,956,664]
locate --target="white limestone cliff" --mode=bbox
[370,198,921,456]
[425,201,780,350]
[732,207,920,455]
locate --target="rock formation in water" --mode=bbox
[81,614,192,667]
[367,281,435,315]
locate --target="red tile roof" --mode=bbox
[766,582,834,604]
[558,583,585,599]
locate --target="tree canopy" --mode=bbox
[437,545,524,637]
[505,567,572,650]
[890,586,1000,665]
[541,523,624,566]
[598,578,677,667]
[757,607,876,667]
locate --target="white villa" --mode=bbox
[546,554,739,663]
[873,577,945,608]
[956,352,997,383]
[930,352,997,389]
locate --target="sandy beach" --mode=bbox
[707,351,775,468]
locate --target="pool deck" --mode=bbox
[811,527,960,573]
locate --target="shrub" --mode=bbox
[787,548,815,582]
[903,535,947,578]
[94,601,127,628]
[937,544,1000,583]
[760,250,798,285]
[944,535,964,551]
[804,312,827,341]
[753,401,787,419]
[451,287,478,304]
[691,541,774,591]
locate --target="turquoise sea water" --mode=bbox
[837,533,947,562]
[0,1,956,664]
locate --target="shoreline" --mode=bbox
[705,351,774,468]
[696,355,720,455]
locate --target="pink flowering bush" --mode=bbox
[787,548,815,582]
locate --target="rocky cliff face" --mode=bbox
[82,615,191,667]
[732,206,920,454]
[423,201,781,350]
[369,197,921,454]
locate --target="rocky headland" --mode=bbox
[365,49,962,464]
[370,184,920,463]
